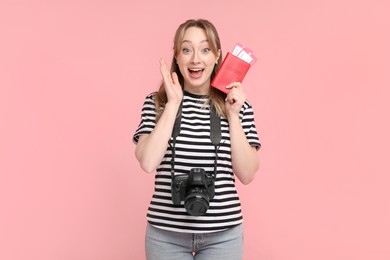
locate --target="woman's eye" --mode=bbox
[182,48,191,54]
[202,48,211,53]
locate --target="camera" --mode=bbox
[171,168,215,216]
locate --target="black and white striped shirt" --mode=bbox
[133,91,261,233]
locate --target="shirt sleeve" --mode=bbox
[132,93,157,144]
[240,100,261,150]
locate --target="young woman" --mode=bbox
[133,19,261,260]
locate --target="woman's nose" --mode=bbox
[191,51,200,64]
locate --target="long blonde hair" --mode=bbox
[155,19,226,121]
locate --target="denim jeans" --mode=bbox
[145,223,243,260]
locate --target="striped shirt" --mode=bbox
[133,91,261,233]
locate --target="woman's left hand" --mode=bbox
[225,82,246,120]
[224,82,259,184]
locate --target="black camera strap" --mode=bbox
[169,100,222,179]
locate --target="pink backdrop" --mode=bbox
[1,0,389,259]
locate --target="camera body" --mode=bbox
[171,168,215,216]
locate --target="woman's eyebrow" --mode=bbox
[181,39,209,44]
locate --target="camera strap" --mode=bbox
[170,100,222,179]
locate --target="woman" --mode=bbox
[133,19,261,260]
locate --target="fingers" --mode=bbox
[159,58,183,104]
[171,72,179,86]
[225,84,246,118]
[225,91,241,104]
[160,58,172,85]
[160,58,180,88]
[225,82,242,90]
[225,82,245,103]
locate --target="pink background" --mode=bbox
[1,0,389,259]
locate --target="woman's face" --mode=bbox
[176,27,220,95]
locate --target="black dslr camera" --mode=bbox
[171,168,215,216]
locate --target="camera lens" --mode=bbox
[185,188,210,216]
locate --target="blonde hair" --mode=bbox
[155,19,226,121]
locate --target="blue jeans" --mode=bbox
[145,223,243,260]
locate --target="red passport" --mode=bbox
[211,52,251,94]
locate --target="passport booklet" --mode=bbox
[211,43,257,94]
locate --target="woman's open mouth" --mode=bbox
[188,68,204,79]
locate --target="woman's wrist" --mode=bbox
[165,100,181,111]
[227,112,240,123]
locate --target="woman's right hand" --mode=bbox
[160,58,183,105]
[135,59,183,173]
